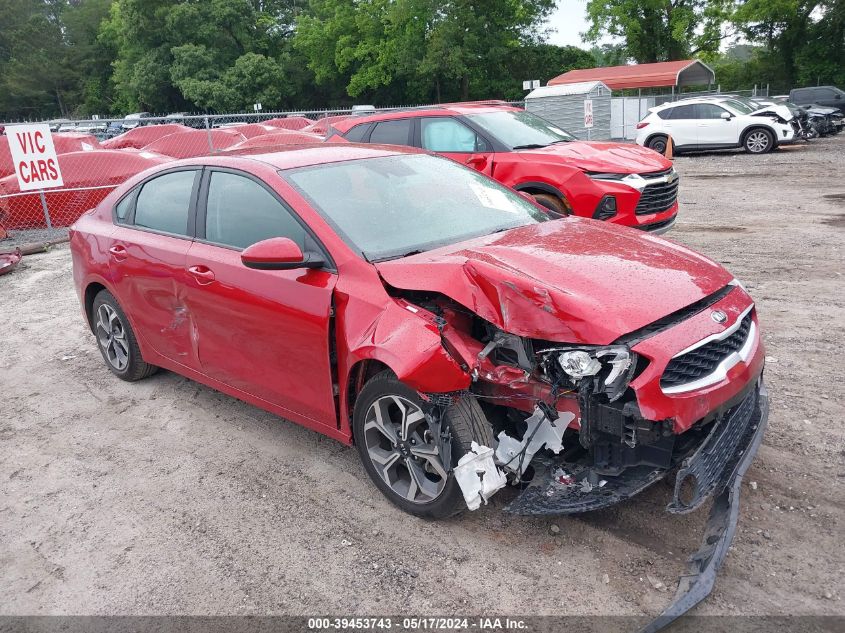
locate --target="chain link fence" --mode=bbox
[1,102,527,250]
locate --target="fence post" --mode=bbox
[204,116,213,153]
[39,190,53,230]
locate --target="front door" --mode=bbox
[419,116,495,175]
[696,103,740,145]
[183,169,338,427]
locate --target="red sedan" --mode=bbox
[331,103,679,233]
[70,146,766,602]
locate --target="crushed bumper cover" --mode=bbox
[506,380,769,632]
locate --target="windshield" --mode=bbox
[283,154,550,261]
[466,110,575,149]
[721,99,755,114]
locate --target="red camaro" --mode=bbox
[70,144,766,621]
[331,103,679,233]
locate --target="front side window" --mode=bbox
[369,119,412,145]
[815,88,837,99]
[284,154,549,262]
[133,170,197,235]
[721,99,755,115]
[204,171,306,250]
[466,110,574,149]
[421,117,488,153]
[697,104,729,119]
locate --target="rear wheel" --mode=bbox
[647,134,668,154]
[353,371,494,519]
[531,193,569,217]
[92,290,157,381]
[743,128,774,154]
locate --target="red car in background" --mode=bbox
[331,103,679,233]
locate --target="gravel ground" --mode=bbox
[1,136,843,623]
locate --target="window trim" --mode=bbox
[195,166,336,271]
[112,166,202,242]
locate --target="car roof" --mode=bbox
[333,101,520,129]
[170,143,426,171]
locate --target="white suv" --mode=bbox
[635,97,797,154]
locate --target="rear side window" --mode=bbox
[369,119,412,145]
[792,89,811,102]
[344,123,371,142]
[204,171,306,250]
[133,170,197,235]
[656,108,674,120]
[668,105,697,119]
[420,117,489,152]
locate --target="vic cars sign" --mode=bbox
[8,124,64,191]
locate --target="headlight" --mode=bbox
[540,345,636,401]
[585,172,627,181]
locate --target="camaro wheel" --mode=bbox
[353,371,494,519]
[744,129,774,154]
[92,289,157,381]
[647,135,668,154]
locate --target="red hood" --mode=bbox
[375,220,733,345]
[516,141,670,174]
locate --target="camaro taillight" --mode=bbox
[636,121,649,129]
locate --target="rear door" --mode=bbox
[663,104,699,147]
[418,116,494,175]
[696,103,740,145]
[183,168,338,428]
[109,168,200,363]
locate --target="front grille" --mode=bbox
[640,167,673,178]
[661,312,753,389]
[634,178,679,215]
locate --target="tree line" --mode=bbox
[1,0,842,121]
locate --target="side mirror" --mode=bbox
[464,155,488,169]
[720,112,732,120]
[241,237,324,271]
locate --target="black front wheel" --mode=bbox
[353,371,494,519]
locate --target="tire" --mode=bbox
[353,370,494,519]
[91,289,157,382]
[647,134,668,154]
[743,128,774,154]
[531,193,568,217]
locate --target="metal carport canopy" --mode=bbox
[548,60,715,91]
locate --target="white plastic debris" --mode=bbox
[494,406,574,475]
[453,442,508,511]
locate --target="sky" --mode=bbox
[544,0,593,48]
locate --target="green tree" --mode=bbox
[585,0,732,63]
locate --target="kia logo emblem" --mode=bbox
[711,310,728,324]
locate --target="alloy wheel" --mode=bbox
[746,131,770,153]
[363,395,449,504]
[95,303,129,371]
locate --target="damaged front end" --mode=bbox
[391,285,768,631]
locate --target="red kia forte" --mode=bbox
[70,144,765,623]
[330,103,679,232]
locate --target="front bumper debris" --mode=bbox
[504,380,768,632]
[639,380,768,633]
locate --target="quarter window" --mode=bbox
[204,171,306,250]
[421,117,488,152]
[133,170,197,235]
[369,119,412,145]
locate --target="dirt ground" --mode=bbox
[1,135,843,624]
